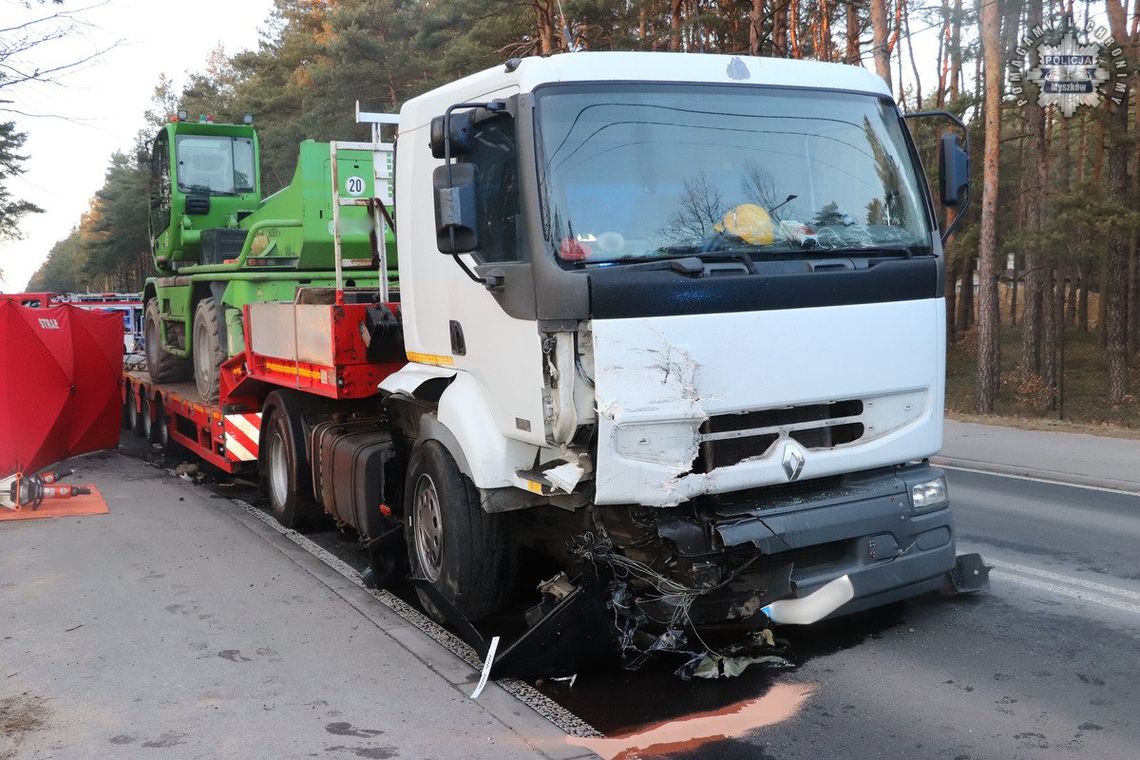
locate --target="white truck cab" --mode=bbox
[381,52,967,627]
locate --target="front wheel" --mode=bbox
[192,297,227,403]
[144,299,191,383]
[404,440,516,623]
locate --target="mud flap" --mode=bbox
[412,578,492,654]
[490,584,621,679]
[362,524,405,590]
[949,552,991,594]
[412,577,621,680]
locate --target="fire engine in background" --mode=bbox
[1,292,144,354]
[124,53,983,664]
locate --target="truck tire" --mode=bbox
[144,300,191,383]
[193,297,227,403]
[138,392,153,440]
[261,394,323,531]
[404,440,516,623]
[127,387,145,437]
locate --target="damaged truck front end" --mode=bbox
[513,72,977,648]
[395,54,984,677]
[582,462,955,632]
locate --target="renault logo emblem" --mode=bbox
[782,442,806,481]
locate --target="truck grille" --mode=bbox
[696,399,865,471]
[746,540,851,574]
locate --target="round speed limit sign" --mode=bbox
[345,175,366,196]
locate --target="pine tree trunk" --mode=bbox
[1130,236,1139,355]
[846,0,860,64]
[870,0,891,90]
[946,254,959,345]
[949,0,962,100]
[958,255,975,333]
[975,0,1003,413]
[1067,270,1078,327]
[1021,0,1046,380]
[1103,2,1133,401]
[749,0,763,55]
[671,0,682,50]
[1078,259,1090,331]
[772,0,789,56]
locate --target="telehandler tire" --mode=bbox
[144,300,191,383]
[404,440,516,623]
[192,297,227,403]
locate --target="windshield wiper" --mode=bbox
[811,244,929,258]
[649,246,758,274]
[179,184,240,197]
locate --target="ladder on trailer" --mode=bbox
[329,105,399,304]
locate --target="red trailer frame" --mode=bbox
[123,300,403,473]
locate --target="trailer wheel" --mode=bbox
[153,399,183,455]
[127,388,146,438]
[144,300,191,383]
[192,297,227,404]
[404,440,516,623]
[261,396,322,531]
[139,393,153,440]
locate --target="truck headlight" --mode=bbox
[910,476,948,513]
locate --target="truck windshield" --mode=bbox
[175,134,256,195]
[534,84,932,263]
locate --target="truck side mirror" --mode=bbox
[939,133,969,207]
[433,163,479,253]
[430,111,476,159]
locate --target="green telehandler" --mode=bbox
[143,114,392,402]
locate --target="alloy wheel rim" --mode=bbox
[413,473,444,582]
[268,432,289,510]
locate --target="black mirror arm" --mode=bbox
[941,184,969,242]
[903,110,971,244]
[443,101,508,286]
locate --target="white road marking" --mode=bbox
[991,570,1140,617]
[989,558,1140,602]
[938,463,1139,497]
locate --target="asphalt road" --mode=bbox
[552,468,1140,760]
[99,438,1140,760]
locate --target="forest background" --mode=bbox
[5,0,1140,428]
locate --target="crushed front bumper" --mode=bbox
[638,462,956,624]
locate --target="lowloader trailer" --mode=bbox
[125,52,987,676]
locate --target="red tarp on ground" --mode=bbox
[0,301,123,476]
[0,484,109,521]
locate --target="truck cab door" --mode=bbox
[398,97,549,456]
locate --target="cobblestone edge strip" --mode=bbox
[230,498,602,739]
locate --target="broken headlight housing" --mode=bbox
[909,475,949,513]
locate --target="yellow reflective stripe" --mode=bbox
[263,361,322,380]
[406,351,455,368]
